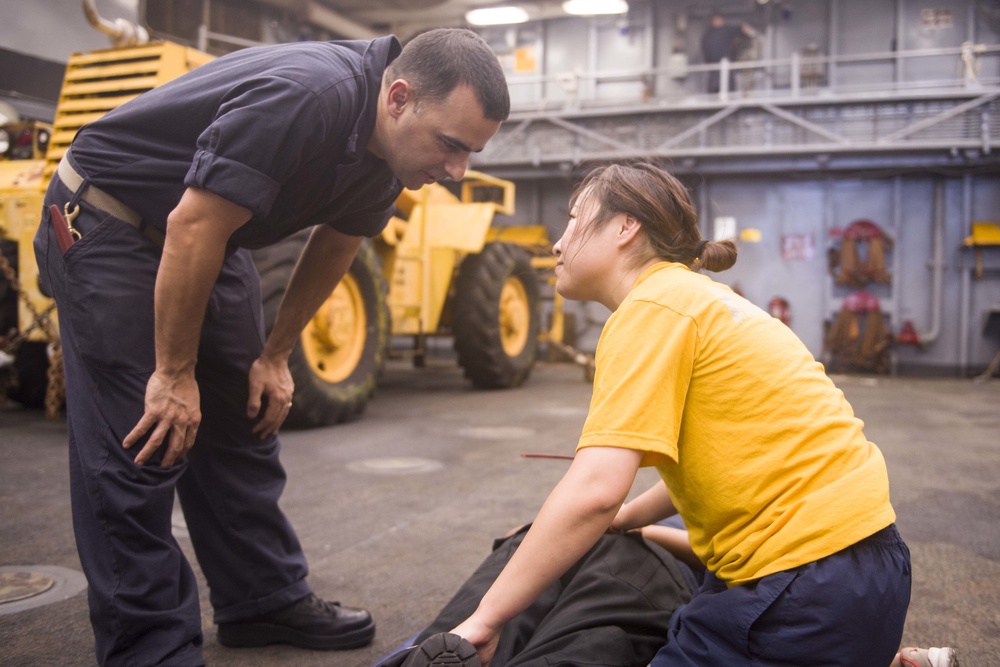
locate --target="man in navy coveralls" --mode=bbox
[33,28,508,667]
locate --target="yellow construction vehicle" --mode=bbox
[0,117,53,409]
[0,10,214,413]
[0,1,580,426]
[256,172,554,427]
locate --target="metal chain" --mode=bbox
[0,249,59,348]
[0,248,65,417]
[45,344,65,419]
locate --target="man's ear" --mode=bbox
[385,79,412,119]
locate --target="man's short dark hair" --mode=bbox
[386,28,510,122]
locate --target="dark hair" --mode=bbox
[570,161,737,273]
[385,28,510,121]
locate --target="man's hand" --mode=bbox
[248,225,363,438]
[124,370,201,466]
[247,354,295,438]
[125,186,250,465]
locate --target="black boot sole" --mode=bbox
[217,616,375,650]
[400,632,480,667]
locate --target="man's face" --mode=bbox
[381,83,502,190]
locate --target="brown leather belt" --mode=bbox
[57,152,165,247]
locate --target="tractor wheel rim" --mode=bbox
[301,274,366,384]
[498,277,530,357]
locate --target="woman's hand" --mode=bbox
[451,616,502,667]
[608,502,634,534]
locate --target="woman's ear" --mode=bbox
[617,215,644,248]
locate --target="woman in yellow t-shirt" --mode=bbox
[448,161,911,667]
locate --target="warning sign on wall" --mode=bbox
[920,9,953,28]
[781,234,816,261]
[515,47,537,73]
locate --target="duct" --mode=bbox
[307,2,380,39]
[918,179,946,346]
[254,0,379,39]
[959,175,973,373]
[81,0,150,47]
[316,0,449,9]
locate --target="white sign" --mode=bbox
[920,9,953,28]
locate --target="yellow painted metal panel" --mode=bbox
[0,160,46,197]
[66,44,170,65]
[424,247,459,332]
[50,129,84,146]
[387,254,424,335]
[386,201,426,335]
[487,224,551,249]
[0,40,219,348]
[52,112,108,128]
[183,45,216,70]
[0,184,52,342]
[52,95,140,113]
[382,173,544,337]
[41,147,67,171]
[531,256,558,270]
[60,76,159,96]
[423,203,497,253]
[64,61,161,82]
[461,170,515,215]
[42,42,215,186]
[964,222,1000,246]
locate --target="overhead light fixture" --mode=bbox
[562,0,629,16]
[466,6,530,25]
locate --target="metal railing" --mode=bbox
[506,42,1000,113]
[196,24,266,52]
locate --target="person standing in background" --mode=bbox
[701,11,754,94]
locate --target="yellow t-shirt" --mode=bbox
[578,262,896,585]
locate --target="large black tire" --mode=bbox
[253,232,389,428]
[6,340,49,409]
[1,240,49,409]
[0,239,18,335]
[453,242,540,389]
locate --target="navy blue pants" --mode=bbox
[651,524,911,667]
[35,172,311,667]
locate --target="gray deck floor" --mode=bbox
[2,360,998,666]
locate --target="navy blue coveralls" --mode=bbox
[701,23,743,93]
[34,35,403,667]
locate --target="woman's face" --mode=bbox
[553,189,623,304]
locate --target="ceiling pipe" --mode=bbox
[81,0,150,47]
[307,2,380,39]
[918,178,946,346]
[254,0,379,39]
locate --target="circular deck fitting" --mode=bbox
[0,566,88,617]
[0,571,55,604]
[347,457,444,475]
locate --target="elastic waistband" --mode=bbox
[858,523,902,549]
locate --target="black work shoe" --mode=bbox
[217,593,375,650]
[400,632,480,667]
